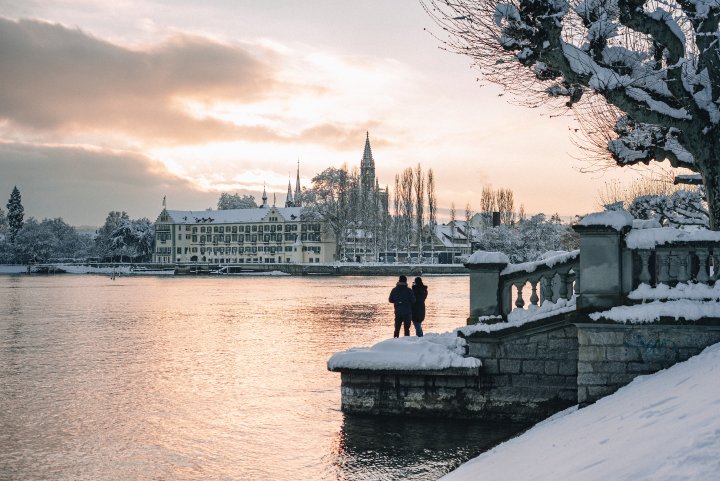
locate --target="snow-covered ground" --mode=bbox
[441,341,720,481]
[0,265,27,274]
[327,333,481,371]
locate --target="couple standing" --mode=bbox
[388,275,428,338]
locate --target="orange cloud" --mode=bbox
[0,17,291,144]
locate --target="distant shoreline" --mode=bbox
[0,263,469,277]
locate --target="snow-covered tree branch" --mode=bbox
[423,0,720,228]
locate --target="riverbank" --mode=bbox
[0,262,469,276]
[440,341,720,481]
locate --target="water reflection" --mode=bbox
[1,275,517,481]
[328,415,527,481]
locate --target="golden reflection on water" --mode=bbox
[0,274,510,481]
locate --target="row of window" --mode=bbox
[180,257,322,264]
[175,233,322,243]
[175,223,321,233]
[176,245,317,255]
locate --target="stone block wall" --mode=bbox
[338,367,482,418]
[464,320,578,422]
[334,318,720,422]
[577,323,720,405]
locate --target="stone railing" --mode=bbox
[623,226,720,290]
[464,251,579,321]
[465,211,720,322]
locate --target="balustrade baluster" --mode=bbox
[565,274,574,300]
[514,283,525,309]
[501,283,513,317]
[559,272,568,300]
[573,270,579,295]
[657,250,670,284]
[540,276,553,303]
[638,250,652,284]
[530,281,539,306]
[712,251,720,283]
[696,249,709,283]
[678,251,690,283]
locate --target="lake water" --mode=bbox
[0,274,523,481]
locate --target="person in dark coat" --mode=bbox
[389,275,416,337]
[411,277,428,337]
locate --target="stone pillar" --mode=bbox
[464,252,509,323]
[572,212,632,311]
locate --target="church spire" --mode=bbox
[294,159,302,206]
[361,131,376,193]
[261,183,268,208]
[285,177,294,207]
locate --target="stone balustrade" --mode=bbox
[331,211,720,421]
[464,251,579,322]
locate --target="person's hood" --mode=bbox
[396,282,407,287]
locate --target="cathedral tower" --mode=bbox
[360,131,376,194]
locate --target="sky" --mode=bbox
[0,0,647,227]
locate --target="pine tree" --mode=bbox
[6,186,24,244]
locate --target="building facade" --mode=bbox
[153,205,336,264]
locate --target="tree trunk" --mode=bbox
[703,165,720,231]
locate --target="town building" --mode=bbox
[153,203,336,265]
[343,132,390,262]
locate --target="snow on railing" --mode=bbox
[465,250,579,323]
[625,227,720,288]
[465,215,720,329]
[498,250,579,318]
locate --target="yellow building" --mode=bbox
[153,205,336,265]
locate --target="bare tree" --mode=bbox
[415,164,425,259]
[303,166,353,261]
[423,0,720,229]
[450,202,457,262]
[518,203,527,222]
[480,185,496,227]
[497,188,516,225]
[465,202,473,249]
[399,167,415,257]
[597,169,686,210]
[394,174,401,261]
[427,169,437,263]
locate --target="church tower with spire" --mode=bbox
[360,131,376,195]
[294,159,302,207]
[285,160,302,207]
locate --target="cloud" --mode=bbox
[0,141,219,225]
[0,17,291,144]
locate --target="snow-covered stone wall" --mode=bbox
[576,323,720,405]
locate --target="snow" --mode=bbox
[327,333,481,371]
[218,270,290,276]
[589,299,720,322]
[626,87,692,120]
[501,250,578,275]
[441,342,720,481]
[466,251,510,264]
[458,296,576,335]
[0,265,27,274]
[631,218,662,229]
[578,210,633,229]
[646,8,686,47]
[166,206,303,224]
[629,282,720,301]
[494,3,520,26]
[625,226,720,249]
[53,264,132,275]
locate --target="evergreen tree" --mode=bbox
[6,186,24,243]
[0,206,7,234]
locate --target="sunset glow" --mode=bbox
[0,0,645,226]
